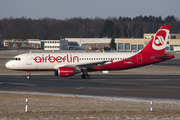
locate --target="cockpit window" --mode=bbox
[12,58,21,61]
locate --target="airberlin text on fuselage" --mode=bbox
[34,54,79,63]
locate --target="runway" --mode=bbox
[1,74,180,100]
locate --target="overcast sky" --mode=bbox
[0,0,179,20]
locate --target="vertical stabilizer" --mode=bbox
[140,25,171,54]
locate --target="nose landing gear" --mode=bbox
[27,71,31,80]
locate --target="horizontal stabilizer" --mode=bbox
[151,55,174,59]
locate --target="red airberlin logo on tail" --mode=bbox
[152,29,169,50]
[34,54,79,63]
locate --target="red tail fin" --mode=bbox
[140,25,171,54]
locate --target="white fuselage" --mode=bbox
[6,52,137,71]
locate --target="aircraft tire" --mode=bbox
[81,74,85,79]
[82,74,90,79]
[86,74,90,79]
[27,75,31,80]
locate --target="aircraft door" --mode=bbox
[137,54,142,64]
[26,55,32,65]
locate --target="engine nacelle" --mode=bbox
[54,67,80,77]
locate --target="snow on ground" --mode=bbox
[1,90,180,104]
[1,91,180,119]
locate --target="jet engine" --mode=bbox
[54,67,80,77]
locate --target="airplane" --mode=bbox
[5,25,174,79]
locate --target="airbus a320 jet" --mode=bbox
[6,25,174,79]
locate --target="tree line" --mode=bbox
[0,15,180,40]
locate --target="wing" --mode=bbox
[65,61,108,69]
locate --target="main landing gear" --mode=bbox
[81,74,90,79]
[27,71,31,80]
[81,70,90,79]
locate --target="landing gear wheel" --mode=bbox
[81,69,90,79]
[81,74,90,79]
[85,74,90,79]
[27,75,31,80]
[27,71,31,80]
[81,74,85,79]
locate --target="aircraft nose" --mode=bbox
[5,61,12,69]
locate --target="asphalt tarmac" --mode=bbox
[154,59,180,66]
[1,74,180,100]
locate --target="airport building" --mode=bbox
[44,40,68,50]
[43,38,116,50]
[2,33,180,51]
[116,33,180,51]
[65,38,117,49]
[3,39,42,49]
